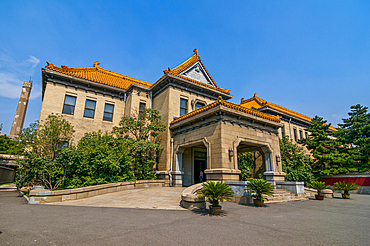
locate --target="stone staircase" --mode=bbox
[263,189,308,204]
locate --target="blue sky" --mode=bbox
[1,1,369,134]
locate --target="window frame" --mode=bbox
[138,102,146,119]
[103,103,114,122]
[293,128,298,142]
[180,98,188,116]
[83,99,96,119]
[62,95,77,115]
[281,125,285,138]
[195,102,205,110]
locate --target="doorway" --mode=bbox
[194,150,207,183]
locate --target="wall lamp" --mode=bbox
[229,149,234,157]
[276,155,281,162]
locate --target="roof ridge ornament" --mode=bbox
[218,96,223,102]
[193,48,199,56]
[93,61,100,67]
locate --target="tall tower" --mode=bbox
[9,81,32,137]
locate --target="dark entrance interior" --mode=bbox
[194,159,207,183]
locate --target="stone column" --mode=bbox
[171,148,185,187]
[10,82,32,137]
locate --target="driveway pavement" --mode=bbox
[0,188,369,246]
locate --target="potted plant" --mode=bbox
[246,178,274,207]
[308,181,329,200]
[196,181,234,215]
[333,181,359,199]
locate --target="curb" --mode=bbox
[18,189,30,203]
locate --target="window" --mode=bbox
[139,102,146,119]
[281,126,285,138]
[84,99,96,118]
[305,131,308,139]
[180,98,188,116]
[299,130,303,139]
[103,103,114,121]
[62,95,76,115]
[293,128,297,142]
[195,102,205,110]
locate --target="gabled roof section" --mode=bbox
[240,93,337,131]
[171,96,281,125]
[45,61,152,90]
[163,49,231,95]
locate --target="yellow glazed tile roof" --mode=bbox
[170,96,281,125]
[163,49,231,95]
[240,93,337,131]
[45,61,152,90]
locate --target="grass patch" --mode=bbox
[0,182,15,186]
[22,191,30,197]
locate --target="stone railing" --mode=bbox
[276,181,305,194]
[181,183,206,210]
[225,181,253,205]
[29,180,165,204]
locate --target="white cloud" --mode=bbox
[0,52,40,99]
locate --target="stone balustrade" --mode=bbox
[29,180,165,204]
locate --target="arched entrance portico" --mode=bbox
[169,97,286,186]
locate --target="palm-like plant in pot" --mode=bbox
[196,181,234,215]
[308,181,329,200]
[333,181,359,199]
[246,178,274,207]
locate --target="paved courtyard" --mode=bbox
[50,187,187,210]
[0,188,369,246]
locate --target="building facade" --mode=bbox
[40,49,285,186]
[240,93,337,147]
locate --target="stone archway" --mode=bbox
[172,137,210,186]
[233,137,274,174]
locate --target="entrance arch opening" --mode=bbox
[174,141,209,187]
[237,145,266,180]
[235,140,273,181]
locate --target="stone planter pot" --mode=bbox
[209,205,222,215]
[253,199,264,207]
[342,193,350,199]
[315,195,324,200]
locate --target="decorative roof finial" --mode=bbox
[193,48,199,56]
[240,97,244,103]
[93,61,100,67]
[218,96,223,102]
[254,93,257,97]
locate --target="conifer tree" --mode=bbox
[300,116,343,174]
[337,104,370,171]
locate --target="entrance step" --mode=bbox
[262,189,307,204]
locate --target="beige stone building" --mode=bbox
[40,49,286,186]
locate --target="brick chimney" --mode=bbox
[9,81,32,137]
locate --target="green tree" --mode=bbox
[280,136,314,184]
[113,109,166,180]
[300,116,344,175]
[60,131,134,189]
[0,123,23,154]
[16,114,75,190]
[35,114,75,159]
[238,152,254,181]
[336,104,370,172]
